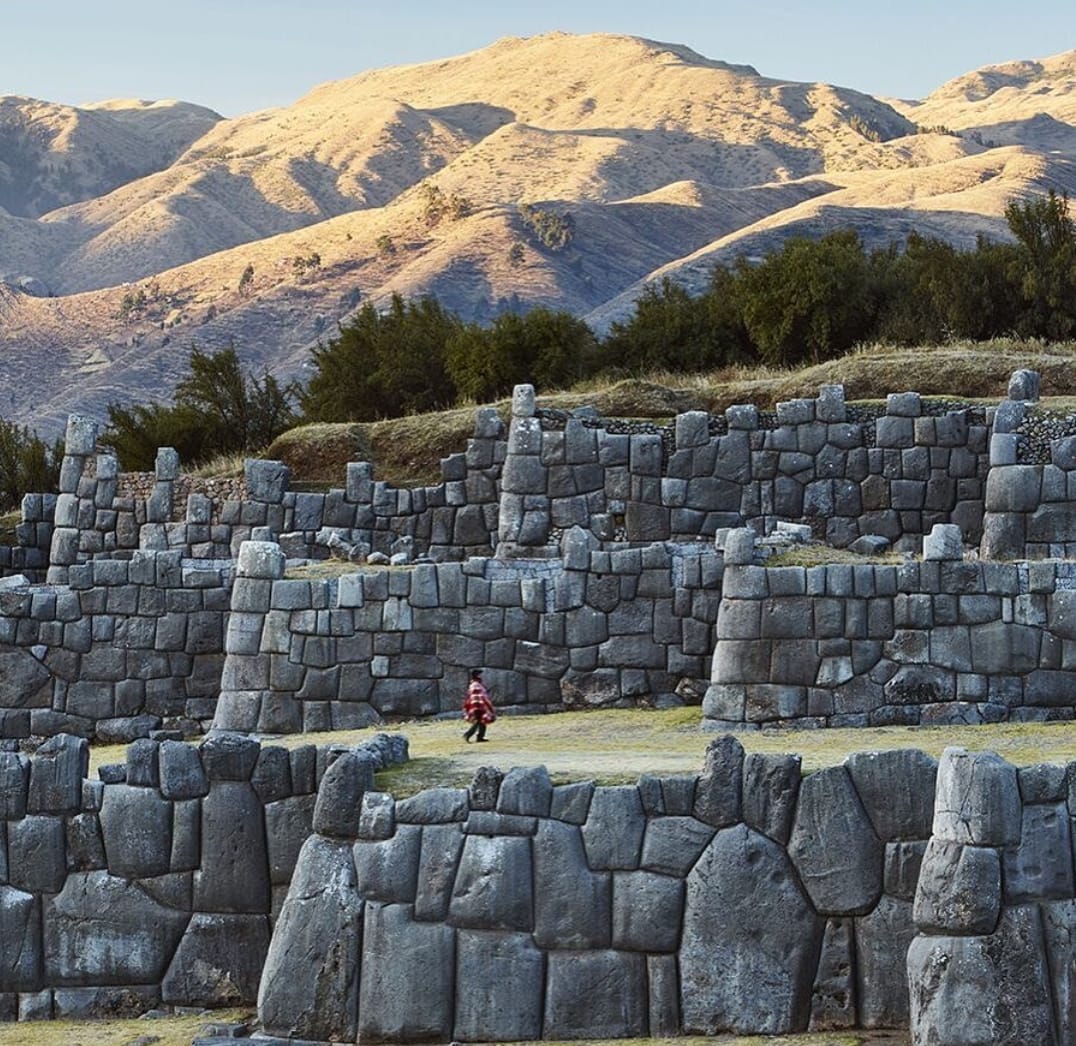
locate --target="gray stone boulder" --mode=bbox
[543,950,647,1039]
[258,836,362,1042]
[43,871,189,985]
[809,918,855,1031]
[908,906,1056,1046]
[680,823,822,1034]
[0,751,29,819]
[1008,368,1040,402]
[845,748,937,840]
[454,930,544,1042]
[640,816,715,878]
[612,870,684,952]
[312,750,376,837]
[498,765,552,817]
[581,785,646,870]
[1003,801,1073,902]
[27,734,87,814]
[693,734,744,828]
[448,835,533,931]
[856,895,916,1028]
[913,838,1001,934]
[932,748,1021,846]
[532,820,610,949]
[193,781,269,913]
[199,732,260,781]
[415,824,465,921]
[353,826,422,904]
[787,766,883,915]
[0,886,41,991]
[162,913,270,1005]
[357,902,455,1042]
[7,815,66,893]
[99,785,172,880]
[742,752,801,845]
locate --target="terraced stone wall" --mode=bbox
[255,741,1076,1046]
[212,536,722,733]
[705,527,1076,730]
[0,730,407,1021]
[498,383,992,554]
[0,550,231,741]
[39,409,508,576]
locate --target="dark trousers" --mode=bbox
[464,720,487,741]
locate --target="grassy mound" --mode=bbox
[263,340,1076,486]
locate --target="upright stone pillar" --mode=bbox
[496,385,552,555]
[47,414,98,583]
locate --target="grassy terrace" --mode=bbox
[90,709,1076,793]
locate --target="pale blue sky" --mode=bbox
[5,0,1074,116]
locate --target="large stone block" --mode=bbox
[788,766,883,915]
[313,750,376,837]
[1003,801,1073,902]
[532,820,610,949]
[809,918,855,1031]
[912,838,1001,934]
[454,930,544,1041]
[414,823,465,921]
[448,834,533,931]
[194,781,269,913]
[680,824,822,1034]
[162,913,270,1005]
[693,734,744,828]
[258,836,363,1042]
[0,886,41,992]
[353,825,422,904]
[640,816,714,878]
[908,906,1056,1046]
[27,734,87,814]
[932,748,1021,846]
[99,785,172,880]
[581,785,646,870]
[265,794,317,885]
[43,871,189,985]
[612,870,684,952]
[357,902,455,1043]
[856,895,916,1028]
[845,748,937,840]
[543,949,647,1039]
[742,752,801,845]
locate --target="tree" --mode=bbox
[102,345,299,469]
[302,294,460,421]
[0,420,62,511]
[446,307,599,401]
[238,263,255,297]
[734,230,876,365]
[1005,190,1076,339]
[600,276,751,374]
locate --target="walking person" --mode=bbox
[463,669,496,742]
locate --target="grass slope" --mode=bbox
[264,340,1076,486]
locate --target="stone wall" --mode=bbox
[910,746,1076,1045]
[258,735,939,1041]
[212,535,722,734]
[0,730,408,1020]
[40,410,507,577]
[498,384,992,555]
[256,740,1076,1045]
[0,551,231,741]
[704,526,1076,731]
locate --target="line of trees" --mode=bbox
[98,190,1076,469]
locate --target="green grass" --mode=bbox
[88,708,1076,792]
[0,1009,252,1046]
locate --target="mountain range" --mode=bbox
[1,33,1074,435]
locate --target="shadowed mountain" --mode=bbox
[0,33,1072,432]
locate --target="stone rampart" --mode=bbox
[0,730,408,1020]
[498,383,992,554]
[262,735,1076,1044]
[705,526,1076,730]
[0,551,231,741]
[212,535,722,733]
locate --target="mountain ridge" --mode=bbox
[0,32,1073,435]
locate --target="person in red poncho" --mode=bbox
[463,668,496,743]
